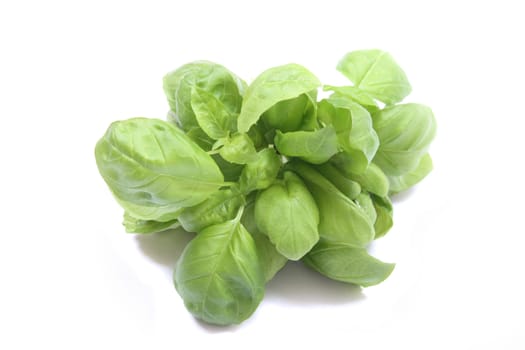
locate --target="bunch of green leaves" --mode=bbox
[95,50,436,326]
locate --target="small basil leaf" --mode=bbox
[190,87,237,140]
[323,85,379,113]
[303,240,395,287]
[355,192,377,225]
[255,172,319,260]
[332,159,389,198]
[123,212,180,234]
[238,64,321,132]
[371,195,393,239]
[261,91,318,132]
[287,161,374,247]
[373,103,436,176]
[178,187,244,233]
[274,126,338,164]
[219,133,258,164]
[239,148,282,194]
[314,162,361,200]
[337,49,411,105]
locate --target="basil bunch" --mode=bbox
[95,50,436,326]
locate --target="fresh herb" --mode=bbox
[95,50,436,325]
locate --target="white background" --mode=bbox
[1,0,524,349]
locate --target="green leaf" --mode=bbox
[184,126,215,151]
[287,161,374,247]
[174,213,265,326]
[95,118,224,221]
[318,98,379,173]
[373,103,436,176]
[337,49,411,105]
[355,192,377,225]
[239,148,281,194]
[211,154,244,182]
[371,195,393,239]
[163,61,245,130]
[242,197,287,282]
[219,133,258,164]
[274,126,338,164]
[255,172,319,260]
[332,160,389,198]
[178,187,244,233]
[123,212,180,234]
[303,240,395,287]
[388,153,433,194]
[261,91,318,132]
[191,87,237,140]
[323,85,379,113]
[238,64,321,132]
[314,162,361,200]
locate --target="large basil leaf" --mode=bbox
[318,97,379,173]
[373,103,436,176]
[163,61,246,130]
[190,87,237,140]
[239,148,281,194]
[337,49,411,105]
[388,153,433,194]
[95,118,224,221]
[174,214,265,326]
[237,64,321,132]
[274,126,338,164]
[287,161,374,247]
[303,240,395,287]
[242,197,287,282]
[255,172,319,260]
[178,187,244,233]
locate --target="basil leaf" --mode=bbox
[373,103,437,176]
[332,160,389,198]
[95,118,224,221]
[191,87,237,140]
[174,213,265,326]
[261,91,318,132]
[239,148,281,194]
[287,161,375,247]
[255,172,319,260]
[371,195,393,239]
[337,49,411,105]
[238,64,321,132]
[388,153,433,194]
[219,133,258,164]
[163,61,245,130]
[274,126,338,164]
[323,85,379,113]
[242,197,287,282]
[123,212,180,234]
[315,162,361,200]
[303,240,395,287]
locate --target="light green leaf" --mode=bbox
[242,196,287,282]
[163,61,245,130]
[373,103,436,176]
[261,91,318,132]
[191,87,237,140]
[318,98,379,173]
[174,213,264,326]
[372,195,393,239]
[388,153,433,194]
[219,133,258,164]
[337,49,411,105]
[178,187,244,233]
[274,126,338,164]
[355,192,377,225]
[238,64,321,132]
[123,212,180,234]
[239,148,282,194]
[323,85,379,113]
[255,172,319,260]
[314,162,361,200]
[95,118,224,221]
[287,161,375,247]
[303,240,395,287]
[332,160,389,197]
